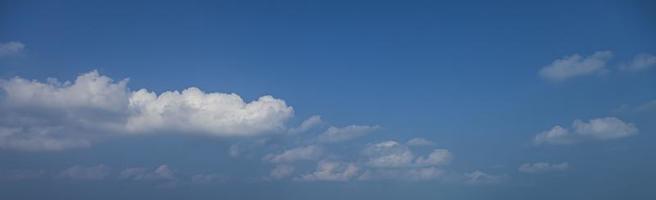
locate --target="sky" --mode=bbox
[0,0,655,199]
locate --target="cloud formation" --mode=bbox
[119,165,175,181]
[0,71,294,151]
[363,140,451,168]
[288,115,322,134]
[406,137,435,146]
[621,53,656,71]
[464,170,506,185]
[299,160,360,181]
[539,51,612,81]
[270,165,295,179]
[519,162,569,173]
[317,125,379,143]
[58,164,111,181]
[0,41,25,57]
[264,145,323,163]
[534,117,637,145]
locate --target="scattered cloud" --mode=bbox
[0,41,25,57]
[636,100,656,112]
[58,164,111,181]
[264,145,323,163]
[362,141,415,168]
[621,53,656,71]
[358,167,444,181]
[519,162,569,173]
[288,115,322,134]
[362,140,451,168]
[463,170,506,185]
[415,149,453,166]
[0,71,294,151]
[191,173,226,184]
[0,169,45,181]
[539,51,612,81]
[406,137,435,146]
[119,164,175,181]
[299,160,360,181]
[534,117,637,145]
[317,125,380,143]
[270,165,295,179]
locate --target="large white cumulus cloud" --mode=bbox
[127,87,293,136]
[0,71,294,151]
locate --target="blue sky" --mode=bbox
[1,0,655,199]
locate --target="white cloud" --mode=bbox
[636,100,656,112]
[534,117,637,145]
[621,53,656,71]
[119,164,175,181]
[270,165,295,179]
[288,115,322,134]
[264,145,323,163]
[317,125,379,143]
[362,141,415,168]
[299,160,360,181]
[191,173,226,184]
[126,87,293,136]
[358,167,444,181]
[534,125,576,145]
[0,41,25,57]
[58,164,111,181]
[573,117,638,140]
[0,169,45,181]
[519,162,569,173]
[406,137,434,146]
[539,51,613,81]
[228,144,241,157]
[0,71,295,151]
[362,140,452,168]
[463,170,505,185]
[415,149,452,166]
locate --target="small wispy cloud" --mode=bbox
[0,41,25,57]
[534,117,638,145]
[539,51,612,81]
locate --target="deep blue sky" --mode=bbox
[1,0,655,199]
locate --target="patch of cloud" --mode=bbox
[126,87,293,136]
[621,53,656,71]
[228,144,241,157]
[288,115,322,134]
[573,117,637,140]
[534,117,637,145]
[534,125,576,145]
[519,162,569,173]
[0,169,45,181]
[299,160,360,181]
[463,170,506,185]
[362,140,452,168]
[362,141,415,168]
[58,164,111,181]
[191,173,226,184]
[119,164,175,181]
[539,51,612,81]
[415,149,452,166]
[270,165,295,179]
[636,100,656,112]
[0,41,25,57]
[406,137,434,146]
[264,145,323,163]
[358,167,444,181]
[317,125,379,143]
[0,71,295,151]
